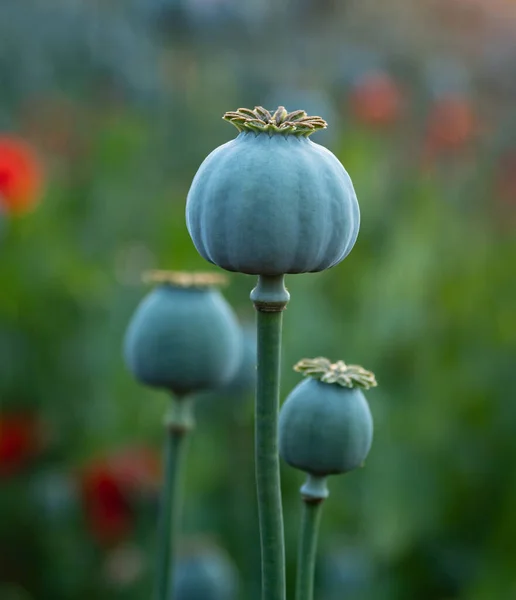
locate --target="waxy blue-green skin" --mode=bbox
[186,131,360,276]
[124,285,241,396]
[220,324,256,397]
[279,378,373,476]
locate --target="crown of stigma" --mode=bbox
[223,106,327,136]
[142,270,228,288]
[294,357,377,390]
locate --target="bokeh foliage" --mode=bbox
[1,1,516,599]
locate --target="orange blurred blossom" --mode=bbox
[424,95,477,155]
[349,72,402,128]
[0,136,44,214]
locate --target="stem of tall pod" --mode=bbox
[295,475,329,600]
[156,396,195,600]
[250,275,290,600]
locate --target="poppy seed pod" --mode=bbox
[173,539,239,600]
[279,358,376,477]
[123,271,241,396]
[186,106,360,276]
[220,324,256,397]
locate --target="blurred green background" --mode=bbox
[1,1,516,599]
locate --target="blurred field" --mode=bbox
[1,1,516,599]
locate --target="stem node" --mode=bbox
[296,482,325,600]
[300,474,329,503]
[251,275,290,313]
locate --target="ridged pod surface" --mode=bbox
[186,107,360,276]
[124,280,240,396]
[279,365,374,477]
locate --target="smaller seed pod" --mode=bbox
[279,357,376,478]
[123,271,241,396]
[173,537,239,600]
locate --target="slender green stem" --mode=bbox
[255,309,285,600]
[156,397,194,600]
[251,275,290,600]
[295,499,324,600]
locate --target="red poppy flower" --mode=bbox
[107,447,161,492]
[0,136,44,214]
[79,447,161,546]
[0,413,43,477]
[81,464,133,546]
[349,72,402,128]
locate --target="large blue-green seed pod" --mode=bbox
[279,358,376,477]
[172,540,239,600]
[185,106,360,276]
[123,271,241,396]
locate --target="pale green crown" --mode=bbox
[223,106,327,137]
[294,357,377,390]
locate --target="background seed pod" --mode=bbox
[124,283,241,396]
[218,324,256,398]
[173,539,239,600]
